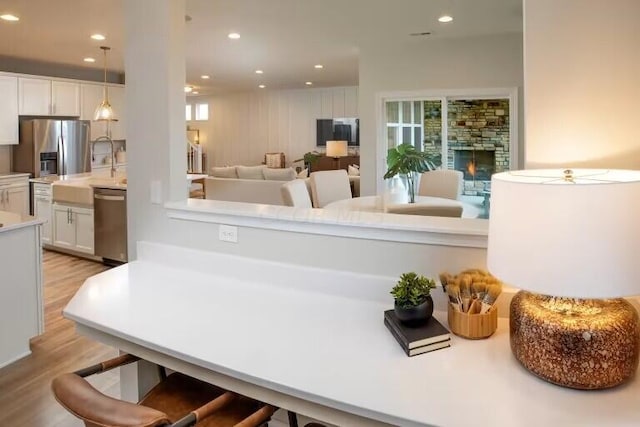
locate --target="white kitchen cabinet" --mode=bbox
[0,75,18,145]
[52,203,94,254]
[33,183,52,244]
[51,80,80,116]
[19,77,51,115]
[74,208,94,253]
[81,83,107,140]
[108,85,126,140]
[19,77,81,117]
[0,175,29,216]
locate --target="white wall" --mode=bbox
[524,0,640,169]
[358,33,524,196]
[188,86,358,170]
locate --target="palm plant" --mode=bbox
[384,143,440,203]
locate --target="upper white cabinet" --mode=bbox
[19,77,51,115]
[81,83,107,140]
[51,80,80,116]
[80,83,125,141]
[19,77,80,116]
[109,85,126,140]
[0,75,18,145]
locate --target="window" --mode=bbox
[185,104,192,121]
[195,103,209,121]
[386,101,423,150]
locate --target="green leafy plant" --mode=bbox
[293,151,322,166]
[384,143,440,202]
[390,272,436,308]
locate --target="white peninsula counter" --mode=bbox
[64,242,640,427]
[0,211,44,368]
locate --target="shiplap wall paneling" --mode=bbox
[345,87,358,117]
[332,89,345,118]
[321,90,333,119]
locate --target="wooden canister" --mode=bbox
[447,304,498,339]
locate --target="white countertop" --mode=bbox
[0,172,31,179]
[0,210,44,234]
[63,248,640,427]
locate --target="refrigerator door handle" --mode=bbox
[59,135,65,176]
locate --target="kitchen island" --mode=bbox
[64,241,640,427]
[0,210,44,368]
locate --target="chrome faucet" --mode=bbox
[92,135,117,178]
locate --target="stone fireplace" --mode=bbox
[454,150,495,181]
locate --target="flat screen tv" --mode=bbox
[316,118,359,146]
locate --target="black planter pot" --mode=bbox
[394,296,434,327]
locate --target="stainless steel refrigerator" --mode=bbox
[13,119,91,178]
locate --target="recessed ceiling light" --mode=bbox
[314,64,323,69]
[201,75,210,79]
[305,82,313,86]
[0,14,19,21]
[192,91,199,95]
[258,84,266,89]
[91,34,106,40]
[438,15,453,23]
[83,57,96,63]
[228,32,240,39]
[255,70,263,74]
[184,86,193,93]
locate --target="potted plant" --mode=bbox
[294,151,322,172]
[384,143,440,203]
[391,272,436,326]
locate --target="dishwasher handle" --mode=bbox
[95,194,125,201]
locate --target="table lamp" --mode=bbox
[487,169,640,389]
[326,140,348,169]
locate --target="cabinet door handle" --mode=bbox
[70,211,73,224]
[67,208,70,224]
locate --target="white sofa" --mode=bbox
[204,177,289,205]
[204,165,300,205]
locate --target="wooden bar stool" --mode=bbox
[51,354,277,427]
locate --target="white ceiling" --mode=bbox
[0,0,522,95]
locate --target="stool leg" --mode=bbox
[287,411,299,427]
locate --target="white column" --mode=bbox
[524,0,640,168]
[123,0,187,259]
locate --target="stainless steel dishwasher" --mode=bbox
[94,187,127,264]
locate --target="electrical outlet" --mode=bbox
[219,225,238,243]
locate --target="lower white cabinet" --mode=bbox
[52,204,94,254]
[0,175,29,216]
[33,183,52,244]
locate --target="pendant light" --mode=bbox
[94,46,115,121]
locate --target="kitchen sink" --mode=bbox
[51,176,127,206]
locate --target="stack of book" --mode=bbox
[384,310,451,357]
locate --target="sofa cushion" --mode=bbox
[297,168,309,179]
[348,165,360,176]
[263,167,296,181]
[236,165,266,180]
[211,166,238,178]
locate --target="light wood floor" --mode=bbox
[0,250,119,426]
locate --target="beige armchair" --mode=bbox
[281,179,313,208]
[309,170,352,208]
[418,170,463,200]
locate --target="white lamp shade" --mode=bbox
[487,169,640,298]
[326,140,348,158]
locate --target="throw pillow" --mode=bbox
[211,166,238,178]
[348,165,360,176]
[297,168,309,179]
[263,167,297,181]
[236,165,266,180]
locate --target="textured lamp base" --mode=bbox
[510,291,640,389]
